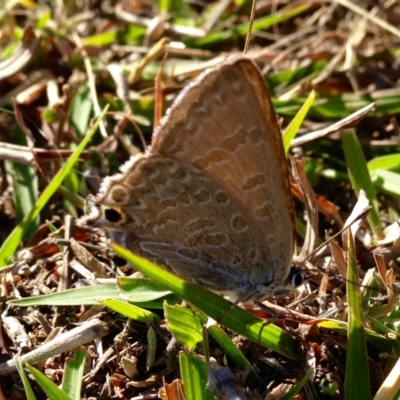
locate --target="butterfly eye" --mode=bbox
[104,208,122,223]
[288,266,304,287]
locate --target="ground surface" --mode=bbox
[1,2,400,399]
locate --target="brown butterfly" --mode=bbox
[80,57,301,302]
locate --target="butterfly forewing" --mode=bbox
[152,58,294,289]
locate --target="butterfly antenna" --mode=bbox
[243,0,257,55]
[154,52,168,128]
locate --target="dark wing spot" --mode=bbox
[105,208,122,223]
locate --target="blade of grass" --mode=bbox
[15,357,37,400]
[111,245,299,359]
[342,130,382,239]
[0,105,109,267]
[367,153,400,172]
[283,90,315,153]
[190,4,309,47]
[25,363,72,400]
[58,184,85,209]
[62,169,80,217]
[370,169,400,200]
[5,159,38,239]
[318,319,400,354]
[70,87,93,137]
[61,348,86,400]
[164,303,204,350]
[102,298,161,324]
[117,276,172,301]
[5,125,39,239]
[81,26,146,47]
[281,368,313,400]
[268,60,326,90]
[180,352,214,400]
[8,283,120,306]
[274,89,400,119]
[208,324,262,385]
[344,229,370,400]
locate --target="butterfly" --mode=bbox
[81,57,301,303]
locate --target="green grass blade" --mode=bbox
[0,105,109,267]
[102,298,161,324]
[8,283,121,306]
[191,4,309,47]
[367,153,400,172]
[25,363,72,400]
[5,159,38,239]
[236,4,310,36]
[283,90,315,153]
[318,319,400,354]
[180,352,214,400]
[370,169,400,200]
[111,245,299,359]
[344,230,370,400]
[58,184,85,209]
[159,0,171,13]
[165,303,203,350]
[208,324,262,385]
[5,125,39,239]
[273,89,400,119]
[70,87,93,137]
[342,130,382,239]
[281,368,313,400]
[61,348,86,400]
[117,276,172,301]
[15,357,37,400]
